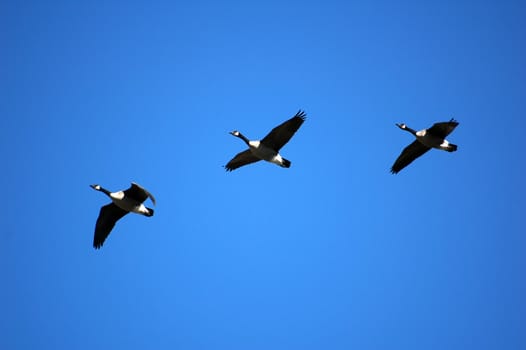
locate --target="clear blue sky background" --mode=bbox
[1,1,525,349]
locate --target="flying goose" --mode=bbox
[225,110,306,171]
[90,182,156,249]
[391,119,459,174]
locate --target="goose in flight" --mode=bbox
[225,110,306,171]
[90,182,156,249]
[391,119,459,174]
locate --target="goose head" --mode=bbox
[396,123,407,130]
[90,184,102,191]
[229,130,251,145]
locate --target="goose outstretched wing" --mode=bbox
[93,203,128,249]
[426,119,459,139]
[260,110,306,151]
[391,140,431,174]
[225,149,261,171]
[124,182,156,205]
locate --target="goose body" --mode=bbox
[391,119,459,174]
[225,110,306,171]
[90,182,156,249]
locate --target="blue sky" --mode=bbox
[1,0,525,349]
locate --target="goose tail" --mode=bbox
[281,158,291,168]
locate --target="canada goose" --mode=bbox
[391,119,459,174]
[90,182,156,249]
[225,110,306,171]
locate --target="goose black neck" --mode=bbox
[102,188,112,196]
[96,186,112,196]
[404,126,417,136]
[236,132,251,145]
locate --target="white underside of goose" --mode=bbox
[248,140,287,166]
[109,193,150,215]
[416,134,452,150]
